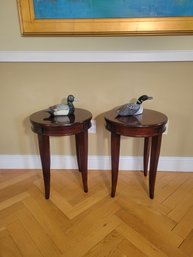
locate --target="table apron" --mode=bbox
[106,123,166,137]
[31,122,91,136]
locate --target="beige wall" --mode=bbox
[2,0,193,51]
[1,0,193,158]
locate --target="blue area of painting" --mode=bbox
[33,0,193,19]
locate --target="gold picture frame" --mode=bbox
[17,0,193,36]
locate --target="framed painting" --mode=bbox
[17,0,193,35]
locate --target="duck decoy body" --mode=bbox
[48,95,75,116]
[117,95,153,116]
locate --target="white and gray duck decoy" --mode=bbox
[117,95,153,116]
[48,95,76,116]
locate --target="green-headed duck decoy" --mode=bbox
[48,95,76,116]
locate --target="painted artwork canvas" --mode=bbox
[33,0,193,19]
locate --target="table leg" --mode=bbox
[143,137,151,176]
[37,134,50,199]
[75,131,88,193]
[111,133,120,197]
[75,133,82,172]
[149,134,162,199]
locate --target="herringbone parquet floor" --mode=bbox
[1,169,193,257]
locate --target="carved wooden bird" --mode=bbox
[117,95,153,116]
[48,95,76,116]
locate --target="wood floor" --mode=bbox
[1,169,193,257]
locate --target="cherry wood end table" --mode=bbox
[105,108,168,199]
[30,108,92,199]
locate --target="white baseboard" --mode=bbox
[0,155,192,172]
[1,50,193,62]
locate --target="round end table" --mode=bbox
[105,108,168,199]
[30,108,92,199]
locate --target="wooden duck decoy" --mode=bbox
[48,95,76,116]
[117,95,153,116]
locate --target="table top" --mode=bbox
[105,108,168,137]
[30,108,92,127]
[105,108,168,128]
[30,108,92,136]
